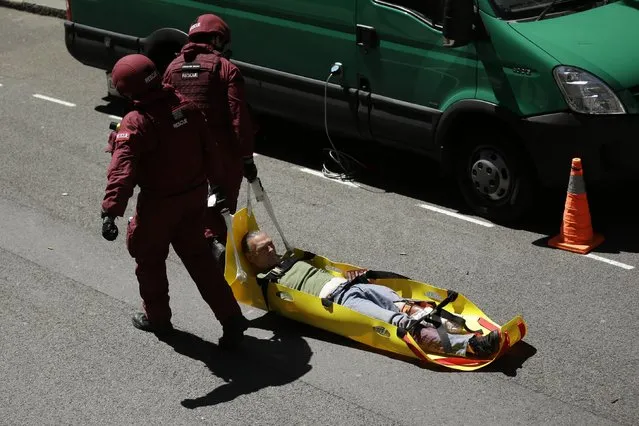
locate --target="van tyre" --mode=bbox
[454,131,535,224]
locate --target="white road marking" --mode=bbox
[585,253,634,270]
[109,115,122,120]
[32,94,76,107]
[417,203,495,227]
[0,83,3,87]
[297,167,358,187]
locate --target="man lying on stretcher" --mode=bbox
[241,230,500,359]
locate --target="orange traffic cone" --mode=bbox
[548,158,604,254]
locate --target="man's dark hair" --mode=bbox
[241,231,262,255]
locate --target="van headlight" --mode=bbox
[553,66,626,115]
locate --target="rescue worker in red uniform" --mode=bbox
[101,53,249,349]
[163,13,258,267]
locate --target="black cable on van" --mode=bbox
[322,63,366,182]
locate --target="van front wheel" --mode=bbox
[454,133,535,224]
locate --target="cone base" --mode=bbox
[548,233,604,255]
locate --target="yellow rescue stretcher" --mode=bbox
[222,180,527,371]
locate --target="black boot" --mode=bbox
[468,329,500,358]
[131,312,173,335]
[218,314,249,350]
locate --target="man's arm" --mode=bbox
[101,114,145,217]
[192,107,231,198]
[345,269,369,282]
[225,63,255,159]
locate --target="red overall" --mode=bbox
[163,42,255,243]
[101,87,241,325]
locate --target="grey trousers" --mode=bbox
[339,283,473,356]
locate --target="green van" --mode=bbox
[63,0,639,222]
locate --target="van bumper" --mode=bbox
[64,21,143,72]
[518,112,639,188]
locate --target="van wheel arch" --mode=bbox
[436,101,539,223]
[142,28,188,74]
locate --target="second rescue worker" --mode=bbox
[101,54,249,349]
[163,13,258,265]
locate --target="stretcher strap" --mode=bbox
[365,270,411,280]
[259,251,317,310]
[430,314,454,354]
[246,180,253,216]
[321,270,411,307]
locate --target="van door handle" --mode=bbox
[356,24,379,50]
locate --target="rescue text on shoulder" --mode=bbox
[115,132,130,141]
[173,118,188,128]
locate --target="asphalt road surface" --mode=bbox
[1,9,637,426]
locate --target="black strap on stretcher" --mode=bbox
[320,270,410,308]
[397,290,482,354]
[256,250,316,310]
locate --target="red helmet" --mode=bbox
[111,54,161,99]
[188,14,231,45]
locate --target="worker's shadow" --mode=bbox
[155,312,313,409]
[94,96,131,119]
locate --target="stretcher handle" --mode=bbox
[250,178,293,252]
[221,208,248,283]
[403,290,459,333]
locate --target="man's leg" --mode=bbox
[172,202,249,349]
[339,284,407,325]
[339,283,499,357]
[126,212,173,332]
[412,324,475,356]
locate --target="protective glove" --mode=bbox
[242,156,258,182]
[101,211,118,241]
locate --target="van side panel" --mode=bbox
[356,0,477,155]
[221,0,362,137]
[71,1,219,37]
[474,12,566,116]
[69,0,362,137]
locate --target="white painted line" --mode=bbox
[109,115,122,120]
[0,83,3,87]
[585,253,634,270]
[32,94,76,107]
[417,203,495,228]
[297,167,358,188]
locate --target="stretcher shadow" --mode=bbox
[254,312,537,377]
[154,312,313,409]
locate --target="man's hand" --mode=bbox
[345,268,369,281]
[242,156,258,182]
[101,212,118,241]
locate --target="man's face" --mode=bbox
[246,232,280,271]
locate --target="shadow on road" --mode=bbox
[254,114,639,254]
[478,340,537,377]
[155,312,313,408]
[234,311,536,377]
[94,96,130,119]
[92,99,638,254]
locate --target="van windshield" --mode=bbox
[490,0,616,20]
